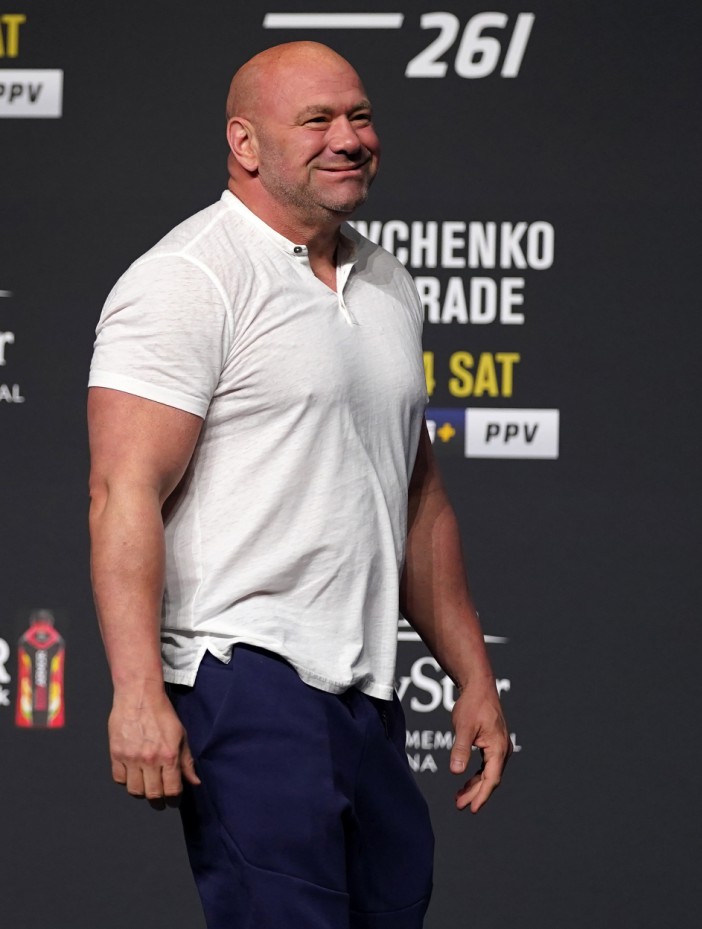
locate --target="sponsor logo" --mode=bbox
[15,610,65,728]
[397,621,520,773]
[425,407,465,450]
[263,11,535,80]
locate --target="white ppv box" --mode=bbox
[0,70,63,118]
[465,408,559,459]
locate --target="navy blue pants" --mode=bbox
[168,645,434,928]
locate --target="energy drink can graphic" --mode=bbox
[15,609,65,728]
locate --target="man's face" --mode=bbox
[251,58,380,223]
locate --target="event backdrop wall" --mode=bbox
[1,2,698,927]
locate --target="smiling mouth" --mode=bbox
[319,168,368,181]
[319,160,370,173]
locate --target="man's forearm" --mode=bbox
[400,485,495,691]
[89,484,201,800]
[401,427,511,810]
[89,482,167,698]
[400,424,496,690]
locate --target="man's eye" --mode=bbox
[306,116,328,125]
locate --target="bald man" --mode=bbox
[88,42,510,928]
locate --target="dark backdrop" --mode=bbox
[1,2,699,927]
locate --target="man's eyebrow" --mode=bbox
[296,99,373,119]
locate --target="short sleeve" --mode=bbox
[89,253,232,418]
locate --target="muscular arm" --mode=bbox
[400,422,512,812]
[88,387,203,804]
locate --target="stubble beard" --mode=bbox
[266,172,371,219]
[260,160,374,223]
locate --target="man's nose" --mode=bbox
[327,116,364,155]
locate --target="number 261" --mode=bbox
[406,12,535,78]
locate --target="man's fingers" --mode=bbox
[455,772,482,810]
[154,741,201,804]
[144,771,167,810]
[449,736,475,774]
[111,759,127,785]
[110,744,199,812]
[107,704,200,806]
[161,756,184,798]
[455,752,504,813]
[118,756,169,803]
[181,743,202,786]
[125,765,147,798]
[143,764,168,802]
[450,688,512,812]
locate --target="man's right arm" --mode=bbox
[88,386,203,805]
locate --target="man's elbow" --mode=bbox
[88,471,111,529]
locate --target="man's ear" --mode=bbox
[227,117,259,172]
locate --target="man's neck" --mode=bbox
[228,180,344,265]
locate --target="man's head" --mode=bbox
[225,42,380,236]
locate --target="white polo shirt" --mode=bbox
[89,191,427,699]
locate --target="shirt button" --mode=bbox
[293,246,303,254]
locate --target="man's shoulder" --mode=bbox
[112,193,260,296]
[103,194,257,309]
[142,193,241,262]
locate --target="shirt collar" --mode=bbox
[221,190,358,268]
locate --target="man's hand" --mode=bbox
[108,687,201,810]
[401,423,513,813]
[449,677,512,813]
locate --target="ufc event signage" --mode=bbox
[1,3,697,928]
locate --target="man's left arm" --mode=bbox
[400,421,512,812]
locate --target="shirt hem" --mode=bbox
[161,637,395,700]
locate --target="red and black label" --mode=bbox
[15,610,65,728]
